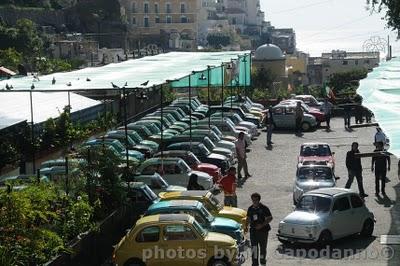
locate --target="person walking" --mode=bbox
[265,106,274,146]
[371,142,391,196]
[345,142,368,197]
[236,132,251,179]
[246,193,273,266]
[218,166,238,207]
[343,97,352,128]
[187,174,204,190]
[374,127,387,147]
[320,98,334,130]
[295,101,304,135]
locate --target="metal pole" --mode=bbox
[207,66,211,128]
[29,90,35,173]
[189,74,192,147]
[244,56,247,98]
[65,156,69,196]
[160,85,163,157]
[67,91,71,109]
[221,63,224,121]
[123,87,129,171]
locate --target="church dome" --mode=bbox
[254,44,284,60]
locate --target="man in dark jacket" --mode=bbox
[371,142,391,196]
[265,106,274,146]
[345,142,368,197]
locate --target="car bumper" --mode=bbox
[277,233,317,243]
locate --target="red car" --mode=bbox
[154,150,222,183]
[298,143,335,170]
[280,99,326,124]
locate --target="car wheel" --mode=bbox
[317,230,332,246]
[209,258,229,266]
[278,237,291,246]
[301,122,311,131]
[360,219,374,237]
[124,258,145,266]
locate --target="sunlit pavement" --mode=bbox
[223,118,400,266]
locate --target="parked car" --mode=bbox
[293,95,323,108]
[123,129,159,151]
[154,150,221,183]
[191,125,237,143]
[207,106,261,128]
[280,99,326,124]
[271,104,318,131]
[144,200,246,249]
[159,190,247,228]
[278,188,375,245]
[135,157,214,190]
[225,95,265,110]
[112,214,241,266]
[166,142,230,173]
[293,165,338,204]
[211,112,259,137]
[105,131,154,158]
[298,143,335,170]
[132,173,186,195]
[181,129,236,152]
[225,101,265,121]
[93,137,145,162]
[124,182,159,216]
[83,142,140,165]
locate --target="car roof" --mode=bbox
[137,214,192,225]
[304,188,353,197]
[160,190,208,199]
[149,200,200,210]
[298,164,332,169]
[168,142,202,147]
[143,157,182,164]
[301,142,329,146]
[154,150,191,156]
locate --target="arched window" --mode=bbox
[131,2,136,13]
[166,2,172,13]
[180,2,186,13]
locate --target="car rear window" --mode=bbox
[300,144,331,156]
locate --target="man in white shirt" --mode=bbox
[235,132,251,179]
[374,127,387,147]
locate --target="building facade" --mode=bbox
[307,50,380,86]
[119,0,201,51]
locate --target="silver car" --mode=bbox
[293,165,338,204]
[272,104,317,131]
[132,173,187,195]
[278,188,375,245]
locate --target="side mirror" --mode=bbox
[332,152,335,155]
[335,176,340,180]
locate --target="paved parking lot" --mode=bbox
[225,118,400,266]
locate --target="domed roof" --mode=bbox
[254,44,284,60]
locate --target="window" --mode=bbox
[181,16,188,23]
[273,107,283,114]
[342,60,348,65]
[131,17,136,24]
[332,197,351,212]
[154,3,159,13]
[286,107,295,114]
[142,165,156,175]
[155,16,160,23]
[163,224,197,241]
[355,60,359,65]
[144,3,149,13]
[166,3,172,13]
[136,226,160,242]
[128,189,148,202]
[166,16,172,23]
[350,195,364,208]
[180,3,186,13]
[232,18,236,25]
[364,59,370,64]
[144,17,149,27]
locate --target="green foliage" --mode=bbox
[368,0,400,37]
[207,31,233,48]
[327,69,368,94]
[0,138,18,174]
[251,68,276,89]
[0,48,22,71]
[0,0,75,9]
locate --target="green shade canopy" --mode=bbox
[0,51,251,91]
[357,57,400,158]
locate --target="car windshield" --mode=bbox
[203,137,216,149]
[296,195,331,213]
[199,144,211,155]
[211,127,223,137]
[143,185,158,201]
[192,219,207,237]
[200,205,215,223]
[112,140,126,152]
[210,132,221,142]
[300,144,331,156]
[188,153,201,165]
[179,160,191,173]
[209,194,224,211]
[225,119,236,130]
[298,167,333,181]
[129,131,143,142]
[153,175,169,187]
[301,103,310,112]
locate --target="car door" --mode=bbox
[350,194,367,233]
[272,107,284,128]
[284,107,296,128]
[134,225,162,265]
[330,196,353,238]
[163,163,187,187]
[161,224,204,266]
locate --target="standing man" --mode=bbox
[343,97,352,128]
[371,142,391,196]
[236,132,251,179]
[218,166,237,207]
[265,106,274,146]
[345,142,368,197]
[320,98,334,130]
[295,101,304,135]
[246,193,273,266]
[374,127,387,147]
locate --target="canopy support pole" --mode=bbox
[207,66,211,128]
[29,89,35,174]
[221,63,224,121]
[122,87,129,171]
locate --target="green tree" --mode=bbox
[0,48,22,70]
[327,69,368,94]
[368,0,400,36]
[207,31,233,48]
[251,68,276,89]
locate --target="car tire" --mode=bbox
[301,122,311,131]
[317,230,332,246]
[360,219,374,237]
[209,258,229,266]
[124,258,145,266]
[278,237,291,246]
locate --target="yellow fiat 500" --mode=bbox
[158,191,247,228]
[113,214,240,266]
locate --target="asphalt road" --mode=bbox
[225,118,400,266]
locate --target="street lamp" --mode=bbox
[29,84,35,173]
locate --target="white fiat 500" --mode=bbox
[278,188,375,245]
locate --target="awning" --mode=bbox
[357,57,400,158]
